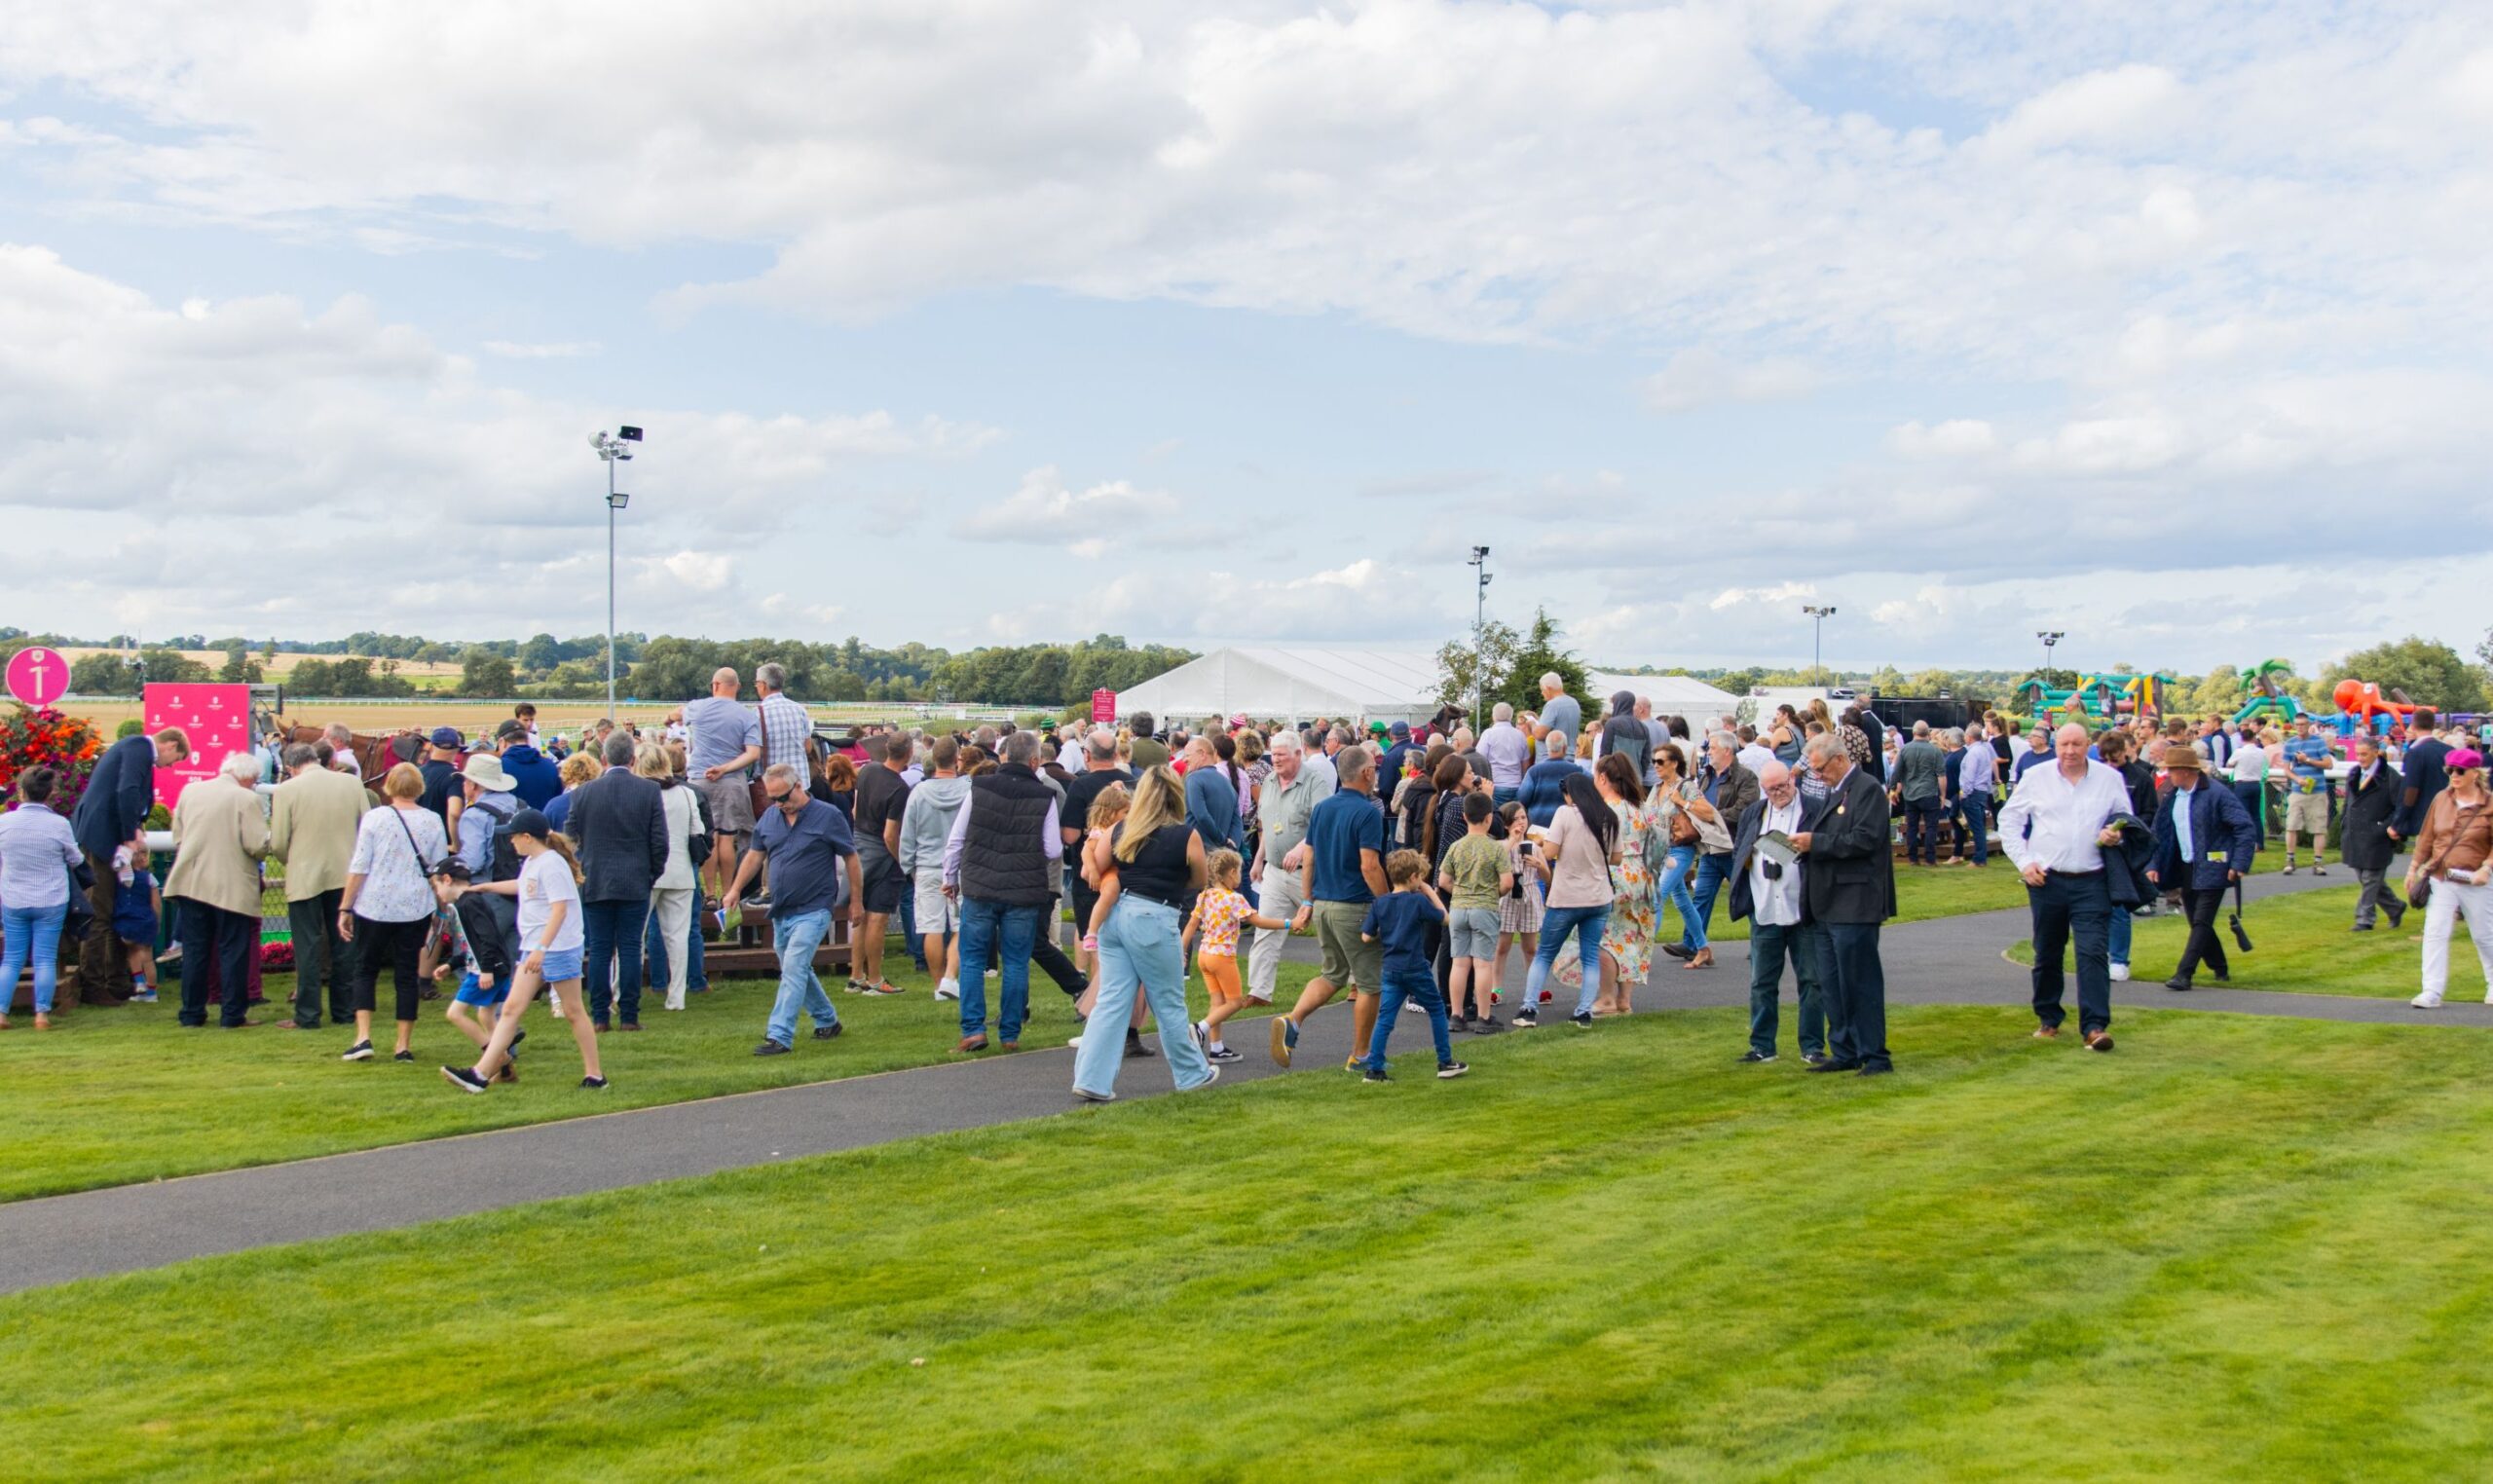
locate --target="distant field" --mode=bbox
[53,647,462,680]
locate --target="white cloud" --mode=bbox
[1641,350,1825,415]
[1888,419,1998,458]
[482,339,599,358]
[952,466,1180,543]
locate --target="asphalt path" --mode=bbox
[2,859,2474,1295]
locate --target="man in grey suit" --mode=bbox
[565,733,667,1030]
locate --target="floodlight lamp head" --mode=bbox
[617,426,644,442]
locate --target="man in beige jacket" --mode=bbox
[163,752,272,1029]
[269,741,368,1030]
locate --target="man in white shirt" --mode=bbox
[1730,761,1828,1065]
[1998,723,2132,1052]
[1478,701,1530,805]
[1735,724,1777,780]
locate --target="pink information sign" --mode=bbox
[144,683,253,811]
[5,647,68,708]
[1091,687,1117,724]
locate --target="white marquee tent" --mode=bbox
[1581,672,1742,726]
[1116,648,1444,726]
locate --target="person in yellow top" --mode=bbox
[163,753,272,1029]
[1184,848,1286,1063]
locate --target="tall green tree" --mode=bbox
[1434,618,1519,716]
[2320,636,2487,714]
[460,648,517,696]
[1494,609,1588,716]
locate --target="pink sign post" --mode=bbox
[1091,687,1118,724]
[4,647,68,709]
[143,683,253,812]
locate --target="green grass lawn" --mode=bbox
[0,953,1315,1204]
[7,1006,2493,1481]
[2010,884,2480,1001]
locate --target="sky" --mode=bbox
[4,1,2491,677]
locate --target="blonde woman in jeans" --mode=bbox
[2407,747,2493,1009]
[637,743,703,1011]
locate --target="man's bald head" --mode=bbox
[710,668,740,696]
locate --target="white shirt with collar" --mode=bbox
[1748,793,1806,927]
[1998,757,2132,874]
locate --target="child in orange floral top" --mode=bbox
[1185,848,1286,1062]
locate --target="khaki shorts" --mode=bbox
[699,774,757,835]
[1313,899,1383,995]
[2285,790,2330,834]
[912,875,956,936]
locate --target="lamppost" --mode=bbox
[589,426,644,721]
[1803,605,1837,684]
[1468,545,1493,730]
[2037,629,2065,674]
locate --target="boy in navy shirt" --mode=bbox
[1358,849,1467,1082]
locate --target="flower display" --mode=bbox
[0,704,109,813]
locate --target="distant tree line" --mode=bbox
[1,628,1194,708]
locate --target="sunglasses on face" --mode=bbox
[766,789,795,806]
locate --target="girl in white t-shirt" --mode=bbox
[440,809,605,1093]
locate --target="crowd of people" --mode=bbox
[2,672,2487,1100]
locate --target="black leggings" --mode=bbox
[352,913,428,1022]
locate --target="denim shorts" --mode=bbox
[1448,907,1502,961]
[533,946,583,983]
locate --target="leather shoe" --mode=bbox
[1805,1058,1862,1073]
[618,1022,644,1032]
[1855,1064,1892,1076]
[955,1034,988,1054]
[2163,977,2192,992]
[1661,943,1694,960]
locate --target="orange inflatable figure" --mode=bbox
[2332,679,2417,725]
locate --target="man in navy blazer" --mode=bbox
[1791,732,1898,1075]
[2146,745,2259,991]
[564,733,669,1029]
[68,727,193,1005]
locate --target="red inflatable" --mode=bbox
[2333,679,2418,724]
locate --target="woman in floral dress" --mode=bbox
[1558,753,1658,1015]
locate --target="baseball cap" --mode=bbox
[428,725,463,748]
[1389,721,1411,739]
[495,719,529,743]
[508,807,553,840]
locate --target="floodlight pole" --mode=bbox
[1803,605,1837,684]
[592,428,639,723]
[2038,629,2065,674]
[1469,545,1493,731]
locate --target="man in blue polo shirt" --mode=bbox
[1269,746,1389,1069]
[2280,715,2335,875]
[722,762,864,1057]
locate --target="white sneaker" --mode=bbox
[935,980,960,1002]
[1065,1034,1084,1048]
[2108,963,2131,983]
[2412,993,2445,1009]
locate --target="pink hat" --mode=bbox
[2447,747,2484,771]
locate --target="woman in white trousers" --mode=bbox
[638,744,703,1012]
[2407,748,2493,1009]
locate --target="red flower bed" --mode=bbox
[0,705,106,813]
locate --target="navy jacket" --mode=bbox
[72,734,157,862]
[1519,760,1578,828]
[499,744,562,811]
[1799,764,1896,925]
[2150,782,2260,892]
[563,766,669,904]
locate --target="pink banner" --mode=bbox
[1091,687,1117,724]
[144,683,253,812]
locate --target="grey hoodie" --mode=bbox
[898,774,974,880]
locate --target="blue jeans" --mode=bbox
[581,898,650,1026]
[2107,898,2133,967]
[1685,852,1731,948]
[764,908,838,1047]
[1955,796,1991,866]
[1363,971,1454,1071]
[643,900,708,992]
[1492,787,1518,810]
[1747,919,1828,1057]
[2,902,66,1016]
[1525,902,1612,1017]
[956,898,1044,1043]
[1071,897,1214,1095]
[1901,795,1946,865]
[1658,844,1705,950]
